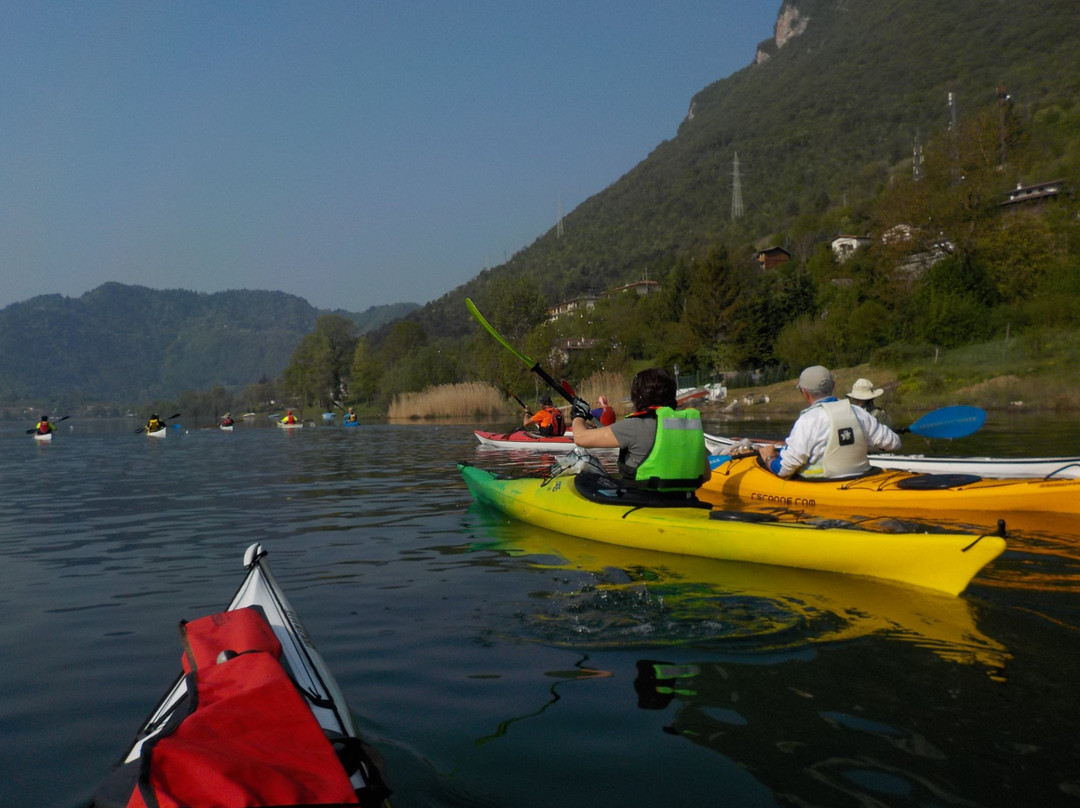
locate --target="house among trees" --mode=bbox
[604,279,660,298]
[546,295,601,320]
[755,246,791,271]
[547,280,660,320]
[829,234,872,262]
[1001,179,1066,211]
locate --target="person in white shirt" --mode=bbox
[758,365,902,479]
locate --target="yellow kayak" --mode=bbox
[459,464,1006,596]
[700,454,1080,518]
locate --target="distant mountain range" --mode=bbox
[7,0,1078,405]
[0,283,416,404]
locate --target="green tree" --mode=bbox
[472,276,548,387]
[281,315,358,410]
[350,337,383,403]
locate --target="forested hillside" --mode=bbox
[0,283,415,406]
[395,0,1080,340]
[341,0,1080,409]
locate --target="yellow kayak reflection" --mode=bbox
[466,507,1009,672]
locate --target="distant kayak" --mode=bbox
[219,424,234,432]
[278,422,303,430]
[343,420,361,427]
[146,427,167,439]
[33,432,53,442]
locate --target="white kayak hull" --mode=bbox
[146,427,167,438]
[704,432,1080,479]
[278,422,303,429]
[33,432,53,441]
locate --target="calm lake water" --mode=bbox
[3,412,1080,808]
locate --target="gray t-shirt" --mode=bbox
[609,416,657,472]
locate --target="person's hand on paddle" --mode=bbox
[570,397,593,423]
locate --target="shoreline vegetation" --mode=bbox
[386,330,1080,421]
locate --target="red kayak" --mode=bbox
[474,429,577,451]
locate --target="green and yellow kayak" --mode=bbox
[700,454,1080,520]
[458,464,1006,596]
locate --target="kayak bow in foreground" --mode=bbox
[91,543,391,808]
[459,463,1005,596]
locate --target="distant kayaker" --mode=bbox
[846,377,893,427]
[590,395,617,426]
[344,407,358,424]
[221,412,235,427]
[758,365,901,479]
[523,394,566,437]
[36,415,56,435]
[281,409,298,425]
[570,367,710,491]
[146,413,165,432]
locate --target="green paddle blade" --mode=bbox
[466,298,576,404]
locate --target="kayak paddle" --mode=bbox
[498,380,531,414]
[900,405,986,439]
[466,298,577,406]
[25,415,70,434]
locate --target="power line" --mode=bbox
[731,152,745,220]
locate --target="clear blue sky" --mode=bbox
[1,1,779,313]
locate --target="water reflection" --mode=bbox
[631,639,1080,806]
[463,507,1010,671]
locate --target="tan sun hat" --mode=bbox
[847,378,884,400]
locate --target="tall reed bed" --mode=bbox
[573,370,631,418]
[388,382,506,419]
[387,372,634,420]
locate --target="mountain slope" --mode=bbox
[408,0,1080,339]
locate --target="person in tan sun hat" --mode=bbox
[846,378,893,427]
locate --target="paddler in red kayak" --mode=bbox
[523,394,566,437]
[590,395,617,426]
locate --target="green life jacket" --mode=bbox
[624,406,707,492]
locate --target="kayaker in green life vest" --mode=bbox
[570,367,711,492]
[36,415,56,435]
[146,413,165,432]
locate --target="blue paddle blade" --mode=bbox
[907,405,986,439]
